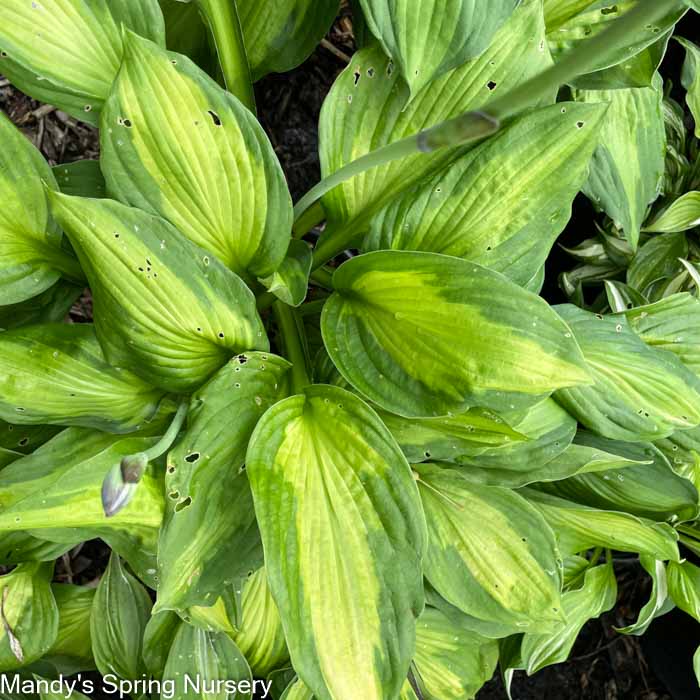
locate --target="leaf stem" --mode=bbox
[273,302,310,393]
[195,0,256,113]
[144,401,189,462]
[298,0,684,268]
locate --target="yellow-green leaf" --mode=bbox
[322,251,589,417]
[416,464,562,633]
[156,353,290,613]
[554,304,700,441]
[101,31,293,279]
[0,0,165,124]
[365,102,607,287]
[46,584,95,673]
[667,559,700,621]
[318,0,552,245]
[357,0,519,96]
[0,112,83,304]
[48,193,268,393]
[645,191,700,233]
[247,385,426,700]
[0,324,165,432]
[678,37,700,137]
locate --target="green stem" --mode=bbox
[293,200,325,239]
[310,266,334,290]
[256,291,276,312]
[196,0,256,113]
[144,401,189,461]
[273,302,310,393]
[297,0,682,266]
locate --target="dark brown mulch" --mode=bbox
[1,6,693,700]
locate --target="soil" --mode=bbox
[2,5,698,700]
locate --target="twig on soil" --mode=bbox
[320,38,352,63]
[570,637,623,663]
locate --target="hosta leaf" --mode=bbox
[280,680,314,700]
[627,232,687,292]
[46,584,95,673]
[365,102,607,287]
[667,560,700,621]
[0,423,61,456]
[0,563,58,671]
[143,611,181,680]
[0,427,164,579]
[247,385,426,700]
[49,193,268,392]
[161,623,252,699]
[0,324,165,432]
[523,489,680,560]
[261,241,312,308]
[358,0,519,95]
[520,562,617,675]
[37,681,90,700]
[378,407,525,464]
[413,606,498,700]
[543,0,595,30]
[91,553,151,681]
[322,251,589,417]
[576,77,666,249]
[52,160,106,199]
[553,305,700,441]
[645,191,700,232]
[0,282,82,331]
[0,113,83,305]
[616,556,672,635]
[232,568,289,677]
[571,30,672,91]
[678,38,700,137]
[537,442,699,522]
[416,464,562,633]
[318,0,552,243]
[101,32,292,280]
[156,353,290,613]
[547,1,686,77]
[623,293,700,376]
[0,449,21,470]
[0,533,76,566]
[238,0,339,80]
[453,399,577,486]
[655,424,700,477]
[0,0,165,124]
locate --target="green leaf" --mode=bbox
[627,232,687,292]
[357,0,519,96]
[232,568,289,677]
[616,556,673,635]
[570,29,672,90]
[453,399,578,486]
[520,561,617,675]
[0,0,165,124]
[0,282,82,332]
[523,489,680,560]
[156,353,290,613]
[645,191,700,232]
[553,304,700,441]
[48,193,268,393]
[623,293,700,376]
[91,553,152,681]
[0,532,76,566]
[260,240,312,307]
[159,0,217,75]
[238,0,339,80]
[537,441,699,522]
[247,385,426,700]
[416,464,563,633]
[322,251,590,417]
[365,102,607,287]
[0,427,165,580]
[413,606,498,700]
[280,679,314,700]
[667,559,700,621]
[0,563,58,671]
[547,2,686,77]
[143,611,181,680]
[36,677,90,700]
[52,160,106,199]
[0,112,83,305]
[0,324,165,432]
[576,76,666,249]
[101,31,293,280]
[46,584,95,674]
[655,424,700,474]
[318,0,553,243]
[377,407,526,464]
[677,37,700,137]
[161,622,252,699]
[543,0,596,30]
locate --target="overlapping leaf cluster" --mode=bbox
[1,1,700,699]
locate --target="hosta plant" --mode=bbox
[1,0,700,698]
